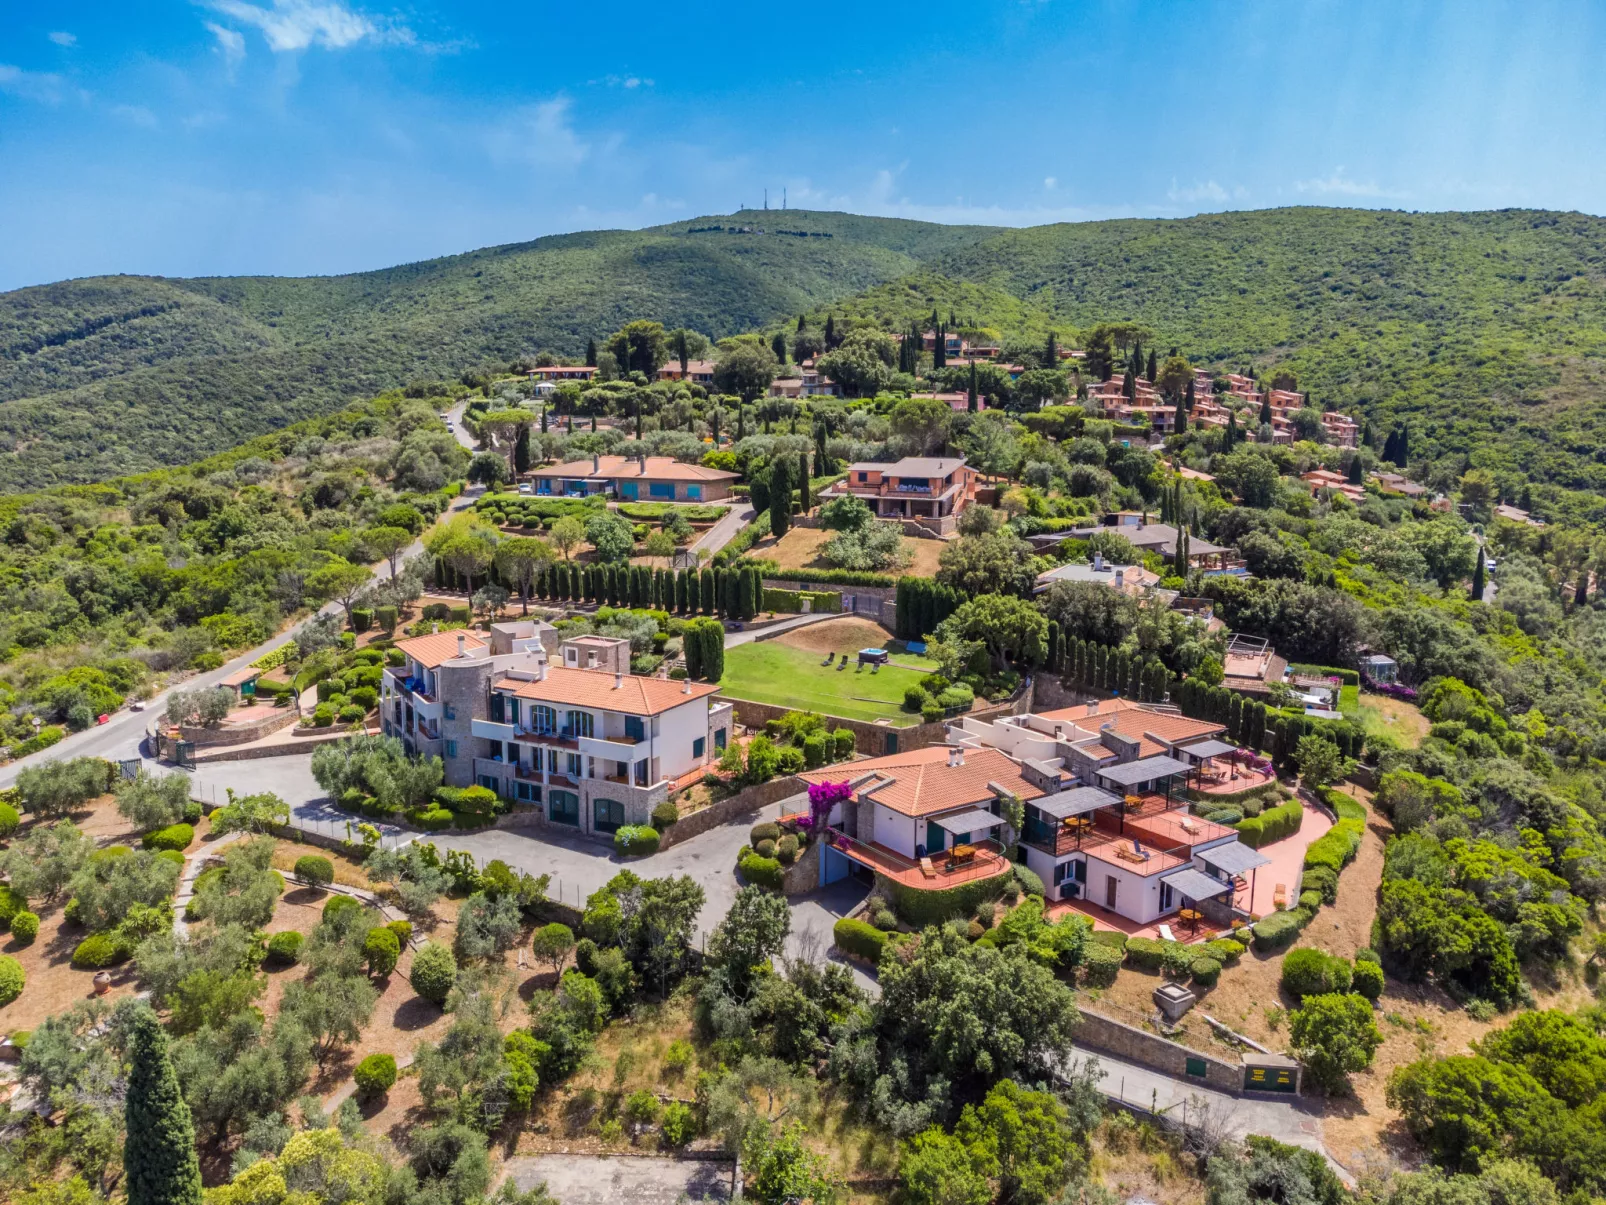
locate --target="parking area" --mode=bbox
[499,1155,733,1204]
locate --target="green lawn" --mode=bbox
[719,641,940,724]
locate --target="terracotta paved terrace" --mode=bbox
[826,829,1013,890]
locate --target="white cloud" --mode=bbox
[201,0,393,52]
[206,22,247,67]
[1043,176,1057,190]
[47,31,77,47]
[1292,167,1407,201]
[0,65,67,103]
[111,104,159,128]
[485,98,589,170]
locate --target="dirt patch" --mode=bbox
[752,525,944,579]
[0,894,142,1034]
[771,616,897,656]
[269,840,377,891]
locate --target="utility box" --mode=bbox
[1242,1053,1300,1095]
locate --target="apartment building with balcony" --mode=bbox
[381,620,555,759]
[817,456,978,535]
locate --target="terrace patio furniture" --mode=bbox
[919,856,937,878]
[1178,908,1202,932]
[948,844,977,869]
[1273,884,1287,910]
[1158,923,1176,942]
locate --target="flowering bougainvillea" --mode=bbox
[806,780,853,831]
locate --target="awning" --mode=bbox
[1197,842,1271,875]
[932,808,1002,835]
[1161,867,1235,900]
[1096,755,1192,787]
[1178,739,1236,760]
[1031,787,1122,820]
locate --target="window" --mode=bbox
[565,710,593,739]
[534,704,556,733]
[1159,881,1175,911]
[445,740,457,758]
[714,727,727,750]
[692,737,705,759]
[515,781,534,801]
[566,752,583,777]
[624,716,645,742]
[488,740,503,761]
[593,798,625,833]
[477,774,498,791]
[686,486,701,500]
[649,483,674,499]
[546,748,559,773]
[489,694,503,722]
[444,702,456,720]
[857,472,868,483]
[549,790,579,826]
[1185,1057,1208,1080]
[507,699,520,726]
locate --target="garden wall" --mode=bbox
[178,706,298,747]
[782,834,822,895]
[760,577,895,624]
[658,775,805,850]
[1072,1007,1245,1095]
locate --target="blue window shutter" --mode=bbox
[693,737,705,758]
[445,740,457,757]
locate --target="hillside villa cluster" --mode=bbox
[1089,369,1360,447]
[800,696,1269,930]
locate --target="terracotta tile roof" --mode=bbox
[499,666,720,716]
[1038,700,1224,750]
[798,745,1043,819]
[396,629,487,669]
[530,455,738,483]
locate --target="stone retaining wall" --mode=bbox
[1073,1007,1244,1095]
[192,726,372,763]
[179,706,298,747]
[658,775,804,850]
[782,832,823,894]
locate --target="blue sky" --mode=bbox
[2,0,1602,290]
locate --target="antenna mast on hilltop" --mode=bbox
[764,188,768,210]
[783,188,787,209]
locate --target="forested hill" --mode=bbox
[0,211,999,490]
[6,206,1606,503]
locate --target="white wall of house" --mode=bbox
[1085,858,1177,925]
[873,804,918,859]
[655,698,714,778]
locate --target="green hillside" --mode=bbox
[6,205,1606,508]
[935,208,1606,504]
[0,211,999,489]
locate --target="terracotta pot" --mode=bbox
[93,972,112,996]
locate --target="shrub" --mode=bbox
[755,838,777,859]
[1282,949,1353,998]
[1298,889,1323,912]
[802,733,827,769]
[750,822,780,844]
[323,894,363,923]
[266,931,304,964]
[9,912,39,944]
[1206,938,1246,963]
[312,704,335,728]
[650,801,679,831]
[0,886,24,928]
[407,806,455,831]
[364,926,401,975]
[738,855,785,891]
[871,906,899,931]
[832,729,855,759]
[351,609,374,633]
[1125,937,1167,971]
[613,826,660,857]
[834,918,888,961]
[1236,799,1304,848]
[183,800,203,824]
[902,685,929,713]
[354,1053,398,1097]
[0,955,22,1005]
[1251,911,1303,952]
[1204,807,1244,825]
[142,823,193,852]
[1301,865,1339,904]
[1355,947,1380,964]
[1082,943,1123,987]
[410,941,456,1004]
[387,919,413,945]
[349,687,379,710]
[294,855,335,887]
[775,835,799,865]
[0,802,19,838]
[1089,929,1129,951]
[71,934,127,969]
[338,705,366,724]
[1191,956,1223,987]
[660,1101,697,1147]
[1351,959,1385,1000]
[1013,863,1046,898]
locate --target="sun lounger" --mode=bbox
[1158,924,1176,942]
[920,857,937,879]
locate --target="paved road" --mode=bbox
[690,501,756,561]
[723,611,840,648]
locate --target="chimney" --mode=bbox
[947,746,964,767]
[639,453,647,474]
[1114,568,1125,589]
[536,660,546,681]
[1086,701,1099,716]
[614,671,624,689]
[1093,551,1105,572]
[456,632,466,659]
[431,622,439,634]
[592,454,600,474]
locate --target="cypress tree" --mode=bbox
[737,566,756,620]
[1174,399,1188,435]
[1347,455,1365,485]
[700,568,716,614]
[824,313,836,349]
[1043,331,1058,369]
[769,458,792,540]
[968,361,978,413]
[815,421,829,472]
[736,405,747,441]
[1472,547,1486,601]
[1258,392,1273,426]
[1223,410,1238,450]
[799,451,811,513]
[701,619,725,681]
[1122,369,1136,401]
[1184,378,1195,411]
[675,569,689,613]
[1045,621,1061,671]
[1228,693,1243,742]
[1145,349,1157,383]
[772,332,787,364]
[124,1008,203,1205]
[689,569,703,614]
[585,338,597,367]
[514,424,532,474]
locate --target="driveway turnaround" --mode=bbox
[499,1154,732,1204]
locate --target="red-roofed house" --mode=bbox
[529,453,739,502]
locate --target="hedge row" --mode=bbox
[761,588,840,614]
[882,870,1009,927]
[738,854,785,891]
[764,565,898,590]
[1235,799,1304,848]
[833,918,888,961]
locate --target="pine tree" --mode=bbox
[585,338,597,367]
[124,1008,202,1205]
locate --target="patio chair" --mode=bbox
[822,652,834,666]
[837,660,848,671]
[1158,923,1176,942]
[919,857,937,879]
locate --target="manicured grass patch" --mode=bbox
[719,640,939,724]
